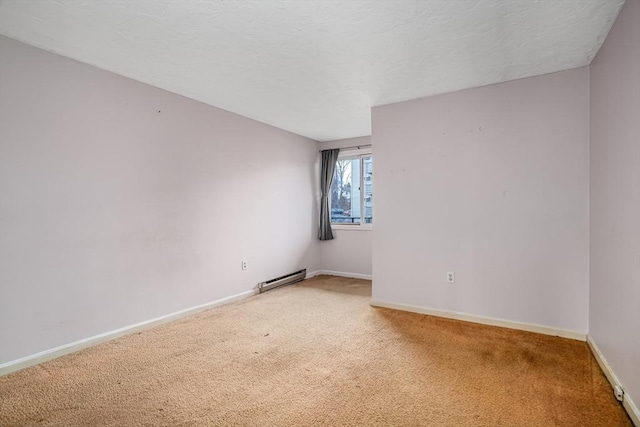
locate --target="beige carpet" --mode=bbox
[0,275,632,426]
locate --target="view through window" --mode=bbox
[330,155,372,225]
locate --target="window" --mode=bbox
[330,153,373,227]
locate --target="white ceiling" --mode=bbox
[0,0,625,141]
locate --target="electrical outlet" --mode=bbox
[446,272,455,283]
[241,260,248,271]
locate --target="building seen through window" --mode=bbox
[330,155,372,226]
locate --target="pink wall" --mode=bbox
[589,0,640,409]
[0,36,320,364]
[371,68,590,333]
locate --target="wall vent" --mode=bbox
[258,269,306,293]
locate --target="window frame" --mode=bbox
[330,149,372,231]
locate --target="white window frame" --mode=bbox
[330,149,372,231]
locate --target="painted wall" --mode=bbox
[589,0,640,409]
[0,36,320,364]
[318,137,373,277]
[371,68,590,333]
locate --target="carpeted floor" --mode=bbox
[0,275,632,426]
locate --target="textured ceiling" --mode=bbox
[0,0,625,141]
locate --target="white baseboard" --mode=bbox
[0,288,259,377]
[309,270,372,280]
[587,335,639,426]
[369,299,587,341]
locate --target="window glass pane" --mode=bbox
[363,156,373,224]
[331,158,360,224]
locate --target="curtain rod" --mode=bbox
[319,144,371,152]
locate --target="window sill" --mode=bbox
[331,224,373,231]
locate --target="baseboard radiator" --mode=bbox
[258,269,306,293]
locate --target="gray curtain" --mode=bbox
[318,149,340,241]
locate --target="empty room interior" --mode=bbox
[0,0,639,425]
